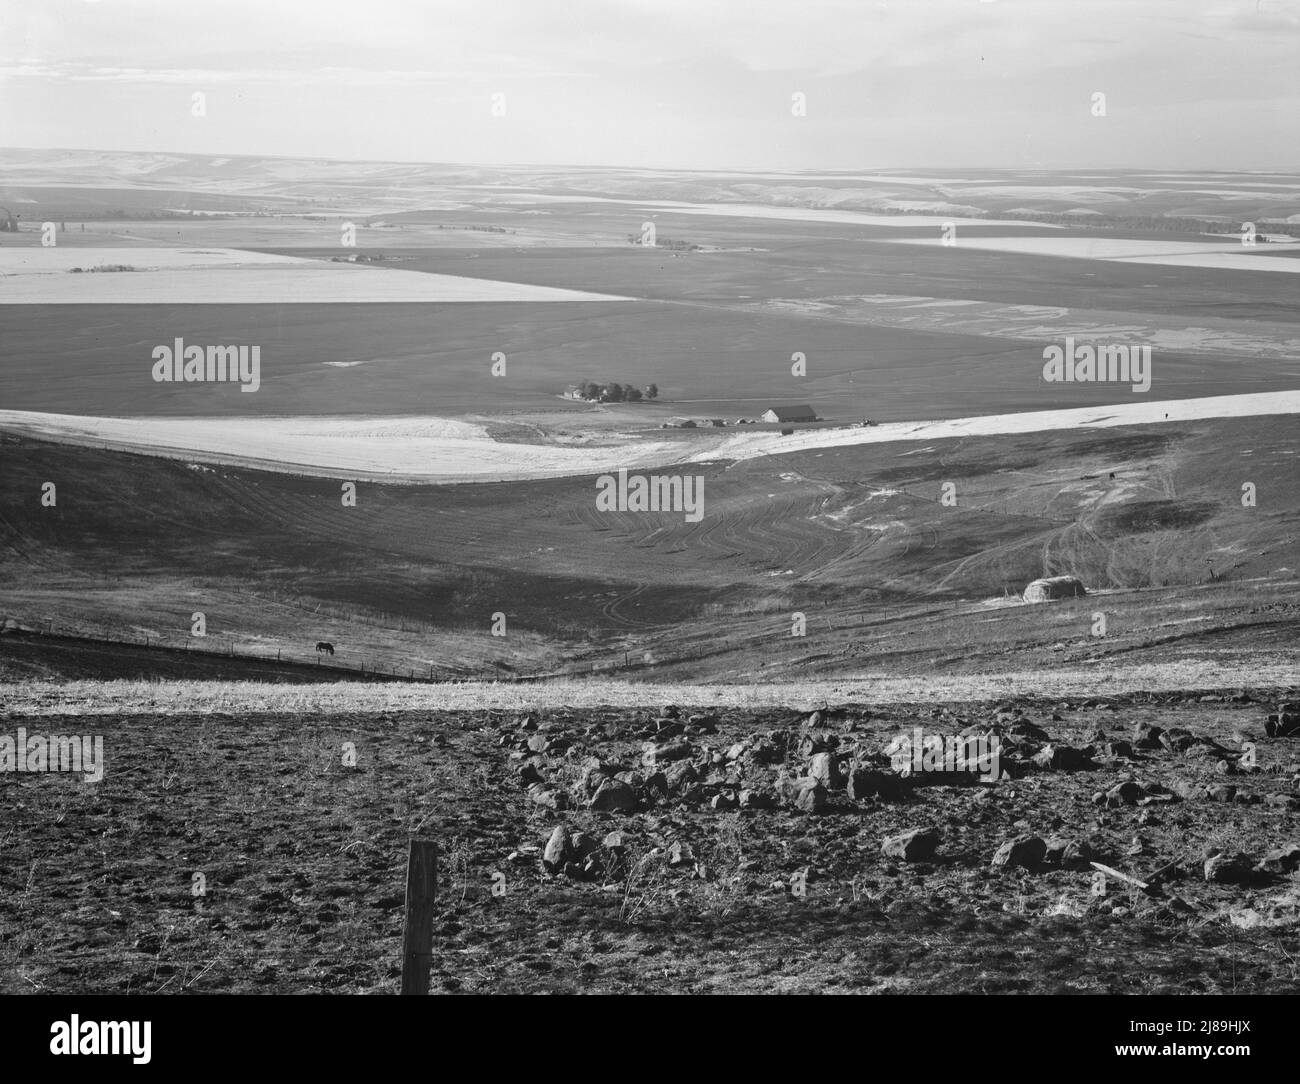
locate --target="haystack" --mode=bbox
[1023,575,1087,602]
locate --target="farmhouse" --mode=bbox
[761,405,817,424]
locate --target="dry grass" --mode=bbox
[2,660,1296,716]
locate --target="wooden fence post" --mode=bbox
[400,839,438,995]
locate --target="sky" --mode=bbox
[0,0,1296,171]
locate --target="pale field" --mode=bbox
[0,246,311,271]
[0,247,633,303]
[878,234,1300,273]
[753,295,1300,359]
[636,201,1064,229]
[3,390,1298,483]
[3,659,1296,715]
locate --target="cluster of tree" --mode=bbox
[574,381,658,403]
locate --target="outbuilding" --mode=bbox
[1023,575,1087,602]
[761,404,817,424]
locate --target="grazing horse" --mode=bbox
[315,641,335,656]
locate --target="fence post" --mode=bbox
[400,839,438,995]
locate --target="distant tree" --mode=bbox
[580,381,600,400]
[624,385,642,402]
[602,383,625,403]
[644,384,659,400]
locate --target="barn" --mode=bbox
[1023,575,1087,602]
[761,404,817,424]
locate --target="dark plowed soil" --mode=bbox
[2,692,1297,993]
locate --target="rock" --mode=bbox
[1207,784,1237,804]
[793,780,828,813]
[1137,781,1177,804]
[687,713,719,733]
[1105,781,1145,806]
[808,752,843,788]
[881,827,940,861]
[799,731,838,758]
[589,778,638,813]
[725,742,747,761]
[602,830,629,852]
[1131,722,1164,750]
[579,758,617,793]
[642,770,668,797]
[1007,720,1050,741]
[745,737,783,765]
[667,841,693,867]
[846,767,909,801]
[516,762,544,785]
[1173,780,1208,801]
[543,826,570,870]
[528,783,569,810]
[991,834,1047,870]
[526,734,551,754]
[1204,852,1259,885]
[1265,706,1300,738]
[569,831,601,862]
[1045,836,1097,867]
[711,792,738,811]
[1061,838,1101,868]
[664,760,698,793]
[737,788,775,810]
[646,739,693,764]
[1031,744,1091,771]
[1265,793,1300,810]
[1255,844,1300,874]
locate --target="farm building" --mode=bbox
[1023,575,1087,602]
[761,404,817,424]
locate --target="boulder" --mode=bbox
[1105,780,1145,806]
[645,739,693,764]
[808,752,843,789]
[794,780,828,813]
[881,827,940,861]
[528,783,569,810]
[589,778,638,813]
[846,767,909,801]
[1131,723,1164,750]
[667,841,693,867]
[1265,705,1300,738]
[1031,744,1091,771]
[1255,844,1300,875]
[991,834,1047,870]
[543,826,570,870]
[1204,851,1259,885]
[664,760,699,793]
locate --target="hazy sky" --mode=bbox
[1,0,1296,170]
